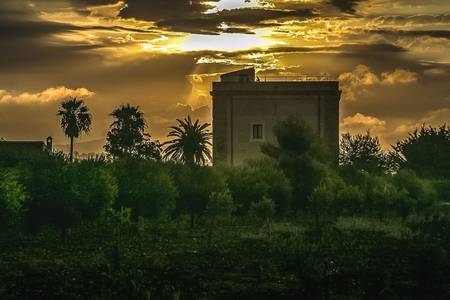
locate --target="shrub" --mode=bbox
[249,196,276,238]
[0,169,26,229]
[113,159,177,220]
[206,189,235,222]
[171,164,227,227]
[335,184,365,216]
[225,159,292,216]
[65,161,118,221]
[392,170,438,217]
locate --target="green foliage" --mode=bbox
[225,159,292,215]
[393,124,450,179]
[171,164,227,227]
[20,158,117,239]
[261,117,334,210]
[206,189,235,221]
[340,131,387,175]
[392,170,438,216]
[249,196,276,223]
[3,108,450,298]
[249,196,276,239]
[0,169,26,229]
[309,181,336,216]
[163,116,212,165]
[112,159,177,220]
[105,104,161,160]
[64,161,118,221]
[335,184,365,216]
[432,179,450,202]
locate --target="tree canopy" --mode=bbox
[57,98,92,162]
[104,104,160,160]
[340,131,387,175]
[163,116,212,166]
[393,124,450,179]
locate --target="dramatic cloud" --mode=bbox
[0,0,449,151]
[342,113,386,128]
[341,113,387,138]
[339,65,418,101]
[0,87,94,104]
[329,0,361,14]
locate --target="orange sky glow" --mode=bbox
[0,0,449,153]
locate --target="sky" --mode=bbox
[0,0,449,153]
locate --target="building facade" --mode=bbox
[0,137,53,153]
[211,68,340,166]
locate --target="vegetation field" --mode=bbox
[1,102,450,299]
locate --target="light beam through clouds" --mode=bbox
[0,0,449,150]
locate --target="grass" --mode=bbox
[1,216,449,299]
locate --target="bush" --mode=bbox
[392,170,438,217]
[20,158,117,240]
[171,164,227,227]
[225,159,292,216]
[249,196,276,238]
[0,169,26,230]
[431,179,450,203]
[335,184,365,216]
[206,189,235,222]
[65,161,118,221]
[113,159,177,220]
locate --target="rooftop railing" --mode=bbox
[257,75,335,82]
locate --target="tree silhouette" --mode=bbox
[104,104,160,160]
[393,124,450,179]
[163,116,212,165]
[340,131,387,174]
[57,98,92,162]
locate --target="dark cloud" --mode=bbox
[329,0,362,13]
[155,7,314,34]
[369,29,450,39]
[371,14,450,25]
[191,43,407,60]
[69,0,314,34]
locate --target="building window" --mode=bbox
[252,124,264,140]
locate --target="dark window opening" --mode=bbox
[252,124,263,140]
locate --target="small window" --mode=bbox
[252,124,264,140]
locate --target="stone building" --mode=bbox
[0,136,53,153]
[211,68,340,166]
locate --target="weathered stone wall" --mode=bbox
[211,82,340,166]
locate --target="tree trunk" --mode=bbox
[70,136,74,163]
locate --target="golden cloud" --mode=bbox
[339,64,418,101]
[0,87,94,104]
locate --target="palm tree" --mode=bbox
[163,116,212,165]
[57,98,92,162]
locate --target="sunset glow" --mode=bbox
[0,0,449,151]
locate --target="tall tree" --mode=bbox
[393,124,450,179]
[104,104,160,160]
[339,131,387,174]
[261,117,335,210]
[163,116,212,165]
[57,98,92,162]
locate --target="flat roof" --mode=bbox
[212,80,340,93]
